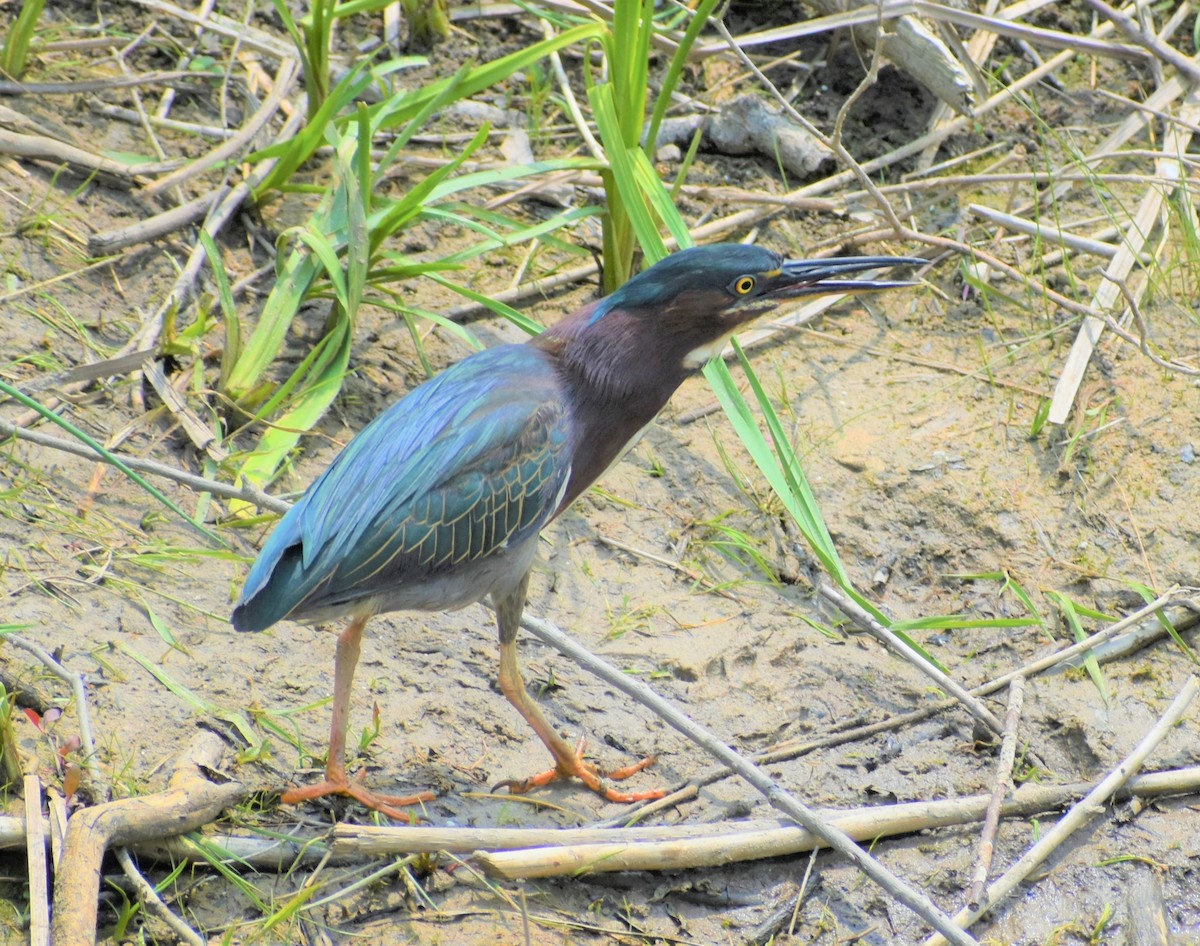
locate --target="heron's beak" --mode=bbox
[764,256,925,298]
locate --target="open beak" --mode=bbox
[766,256,925,298]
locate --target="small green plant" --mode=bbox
[584,0,722,291]
[106,883,140,941]
[523,60,556,150]
[950,571,1048,642]
[226,103,598,489]
[1128,580,1198,663]
[401,0,450,47]
[1046,591,1112,702]
[0,683,21,789]
[228,32,606,490]
[357,702,383,756]
[0,0,46,79]
[1088,902,1114,946]
[605,596,658,639]
[694,518,780,585]
[1029,397,1051,436]
[268,0,396,120]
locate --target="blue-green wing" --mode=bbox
[232,344,570,630]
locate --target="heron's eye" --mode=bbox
[733,275,756,295]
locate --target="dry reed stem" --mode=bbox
[5,766,1200,875]
[968,676,1024,907]
[966,204,1128,259]
[925,675,1200,946]
[518,613,978,946]
[49,733,246,946]
[471,763,1200,878]
[1048,85,1200,423]
[815,582,1007,738]
[24,775,48,946]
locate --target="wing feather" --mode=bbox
[232,344,570,631]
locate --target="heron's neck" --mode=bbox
[533,305,689,509]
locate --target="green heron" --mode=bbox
[232,243,921,818]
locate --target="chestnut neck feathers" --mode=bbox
[530,246,788,508]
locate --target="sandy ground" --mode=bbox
[2,3,1200,945]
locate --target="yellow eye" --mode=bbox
[734,276,756,295]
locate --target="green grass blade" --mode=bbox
[222,239,324,403]
[0,0,47,80]
[369,126,492,250]
[645,0,721,151]
[631,148,692,249]
[236,135,367,488]
[420,156,600,205]
[144,602,190,655]
[727,340,847,582]
[377,298,484,349]
[423,275,545,336]
[202,231,242,392]
[372,63,472,175]
[372,23,603,131]
[233,323,340,434]
[117,642,264,760]
[703,350,939,667]
[589,82,667,262]
[247,62,374,196]
[1129,581,1198,663]
[294,226,347,306]
[1047,591,1109,702]
[0,380,223,546]
[892,616,1039,632]
[424,203,600,268]
[608,0,652,143]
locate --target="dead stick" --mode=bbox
[114,847,204,946]
[520,612,978,946]
[0,129,157,182]
[1126,867,1173,946]
[24,775,49,946]
[968,675,1024,907]
[816,582,1005,738]
[3,765,1197,872]
[49,733,246,946]
[473,762,1200,878]
[141,56,298,197]
[601,593,1197,827]
[87,186,230,255]
[1081,0,1200,83]
[925,675,1199,946]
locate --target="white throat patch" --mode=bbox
[683,331,735,369]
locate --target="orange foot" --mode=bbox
[494,737,665,803]
[280,770,436,822]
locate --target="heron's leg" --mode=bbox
[280,615,435,820]
[493,574,663,803]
